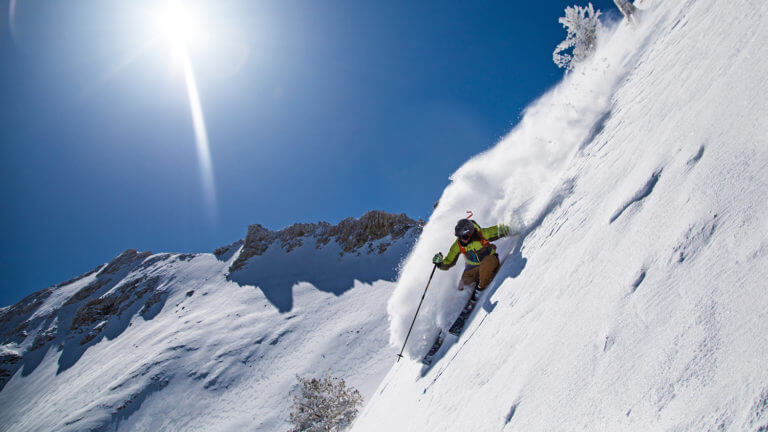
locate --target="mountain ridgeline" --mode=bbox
[226,210,421,271]
[0,210,421,431]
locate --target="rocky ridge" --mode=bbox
[227,210,423,272]
[0,249,167,390]
[0,211,421,392]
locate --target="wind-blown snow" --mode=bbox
[389,3,653,358]
[364,0,768,430]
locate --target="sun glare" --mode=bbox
[156,0,202,58]
[155,0,217,222]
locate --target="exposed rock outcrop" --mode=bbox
[55,264,105,289]
[0,249,157,390]
[228,211,423,272]
[331,211,418,253]
[0,211,420,394]
[214,240,244,258]
[101,249,152,275]
[71,276,161,343]
[0,346,22,382]
[64,279,108,307]
[0,288,53,340]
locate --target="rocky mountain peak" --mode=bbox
[227,211,423,272]
[0,211,422,393]
[100,249,152,275]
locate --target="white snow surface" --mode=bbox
[363,0,768,431]
[0,228,417,431]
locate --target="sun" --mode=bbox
[155,0,203,58]
[153,0,218,222]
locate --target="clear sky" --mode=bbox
[0,0,619,306]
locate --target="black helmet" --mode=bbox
[454,219,475,240]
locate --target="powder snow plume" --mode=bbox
[388,7,663,358]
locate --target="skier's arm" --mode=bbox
[437,242,461,270]
[482,224,516,242]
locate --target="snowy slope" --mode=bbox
[354,1,768,431]
[0,211,420,432]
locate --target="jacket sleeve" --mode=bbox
[482,224,516,242]
[438,241,461,270]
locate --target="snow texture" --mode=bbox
[0,223,418,431]
[364,0,768,430]
[388,0,651,360]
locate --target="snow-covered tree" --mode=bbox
[553,3,603,71]
[288,375,363,432]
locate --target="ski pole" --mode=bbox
[397,263,438,362]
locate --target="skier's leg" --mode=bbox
[450,272,481,336]
[478,254,500,290]
[459,267,479,291]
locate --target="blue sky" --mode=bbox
[0,0,618,306]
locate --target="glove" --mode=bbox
[432,252,444,265]
[498,224,511,237]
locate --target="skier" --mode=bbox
[430,218,513,335]
[432,218,512,291]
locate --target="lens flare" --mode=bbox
[180,50,217,221]
[8,0,18,42]
[157,0,217,221]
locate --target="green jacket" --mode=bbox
[438,223,512,270]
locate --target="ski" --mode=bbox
[421,331,444,365]
[448,288,481,336]
[421,286,481,365]
[420,234,519,366]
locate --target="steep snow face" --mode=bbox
[0,212,420,431]
[387,0,652,356]
[358,0,768,431]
